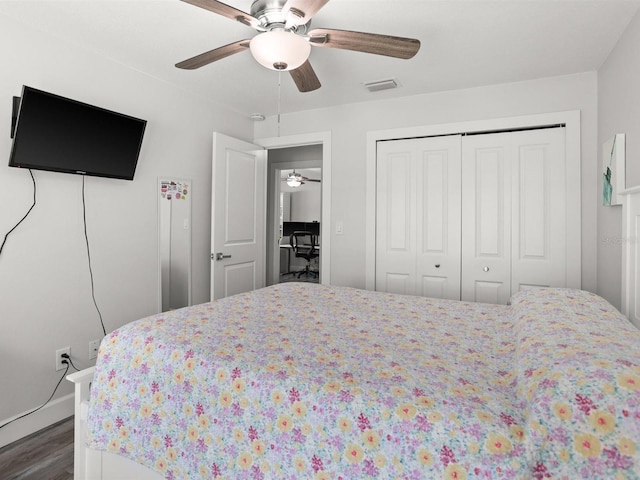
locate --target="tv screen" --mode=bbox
[9,86,147,180]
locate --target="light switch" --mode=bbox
[336,221,343,235]
[183,218,189,230]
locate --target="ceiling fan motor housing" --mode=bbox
[250,0,310,34]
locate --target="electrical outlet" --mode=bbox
[89,340,100,360]
[55,347,70,371]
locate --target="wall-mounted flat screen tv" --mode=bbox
[9,86,147,180]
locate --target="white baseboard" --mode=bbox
[0,392,74,449]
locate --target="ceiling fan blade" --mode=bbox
[290,60,321,92]
[308,28,420,59]
[180,0,259,28]
[283,0,330,28]
[175,39,250,70]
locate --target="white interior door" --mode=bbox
[510,128,567,292]
[376,135,462,299]
[461,127,567,304]
[461,133,512,304]
[376,140,417,295]
[211,133,266,301]
[416,136,462,299]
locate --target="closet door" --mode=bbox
[461,133,512,304]
[461,127,568,304]
[510,128,567,291]
[376,136,461,299]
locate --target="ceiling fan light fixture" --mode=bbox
[250,30,311,71]
[286,172,302,187]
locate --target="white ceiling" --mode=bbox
[2,0,639,118]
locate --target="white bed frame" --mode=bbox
[67,367,162,479]
[621,186,640,329]
[66,189,640,479]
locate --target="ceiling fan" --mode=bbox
[176,0,421,92]
[283,170,320,187]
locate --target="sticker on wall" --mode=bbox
[160,180,190,201]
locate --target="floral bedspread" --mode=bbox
[86,283,640,479]
[510,288,640,479]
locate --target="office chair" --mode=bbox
[279,235,297,278]
[290,231,319,279]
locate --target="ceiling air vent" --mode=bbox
[363,78,399,92]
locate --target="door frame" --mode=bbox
[365,110,581,291]
[254,131,332,285]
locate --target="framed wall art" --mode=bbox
[602,133,626,206]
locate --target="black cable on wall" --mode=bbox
[0,169,36,258]
[82,175,107,337]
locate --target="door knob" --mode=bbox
[483,266,490,272]
[214,252,232,261]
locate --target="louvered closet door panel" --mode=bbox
[376,136,461,298]
[376,140,417,295]
[510,128,566,291]
[461,133,512,304]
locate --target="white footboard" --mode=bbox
[67,367,161,480]
[622,186,640,328]
[66,367,96,480]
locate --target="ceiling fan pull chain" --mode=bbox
[277,70,282,137]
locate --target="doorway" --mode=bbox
[255,130,332,287]
[266,145,322,285]
[278,167,322,283]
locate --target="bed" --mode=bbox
[68,187,640,480]
[68,280,640,480]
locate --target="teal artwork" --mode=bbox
[602,134,625,206]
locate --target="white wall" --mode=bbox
[598,10,640,310]
[255,72,599,292]
[290,186,321,223]
[0,15,252,446]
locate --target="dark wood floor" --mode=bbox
[279,272,319,283]
[0,416,74,480]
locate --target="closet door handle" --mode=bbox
[483,266,490,272]
[435,264,441,268]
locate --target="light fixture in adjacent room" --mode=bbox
[286,172,302,187]
[250,30,311,71]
